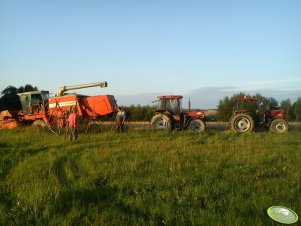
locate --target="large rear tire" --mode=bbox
[269,119,288,133]
[188,119,206,132]
[230,113,254,132]
[151,114,173,130]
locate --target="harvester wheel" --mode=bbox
[269,119,288,133]
[32,119,47,127]
[230,113,254,132]
[151,114,173,130]
[85,120,103,133]
[188,119,206,132]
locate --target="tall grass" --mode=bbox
[0,128,300,225]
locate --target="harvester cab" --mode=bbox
[17,91,49,115]
[151,95,206,132]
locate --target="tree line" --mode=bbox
[1,85,301,121]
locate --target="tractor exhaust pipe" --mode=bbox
[57,82,107,96]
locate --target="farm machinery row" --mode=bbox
[0,82,289,133]
[149,95,288,133]
[0,82,118,133]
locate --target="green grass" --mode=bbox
[0,128,300,225]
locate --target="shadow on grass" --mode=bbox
[51,155,69,185]
[0,144,49,179]
[54,178,150,224]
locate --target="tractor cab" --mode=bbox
[155,95,182,116]
[17,91,49,116]
[233,97,258,113]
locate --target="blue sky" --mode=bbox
[1,0,300,108]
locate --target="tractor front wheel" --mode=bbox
[188,119,206,132]
[151,114,173,130]
[269,119,288,133]
[230,113,254,132]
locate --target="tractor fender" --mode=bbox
[184,117,193,128]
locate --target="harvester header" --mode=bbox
[57,81,108,96]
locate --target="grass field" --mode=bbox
[0,127,300,225]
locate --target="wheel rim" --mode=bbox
[153,118,169,129]
[189,121,202,132]
[274,122,286,133]
[192,124,201,131]
[234,117,251,132]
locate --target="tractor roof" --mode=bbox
[157,95,183,99]
[17,90,49,96]
[235,97,259,101]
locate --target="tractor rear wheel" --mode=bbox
[188,119,206,132]
[151,114,173,130]
[269,119,288,133]
[230,113,254,132]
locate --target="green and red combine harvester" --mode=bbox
[150,95,207,132]
[0,82,118,132]
[230,97,288,133]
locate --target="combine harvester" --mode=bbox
[0,82,118,133]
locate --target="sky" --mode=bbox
[0,0,300,109]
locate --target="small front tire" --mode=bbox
[269,119,288,133]
[188,119,206,132]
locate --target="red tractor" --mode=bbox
[0,82,118,132]
[230,97,288,133]
[150,95,206,132]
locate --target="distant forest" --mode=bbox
[0,85,301,122]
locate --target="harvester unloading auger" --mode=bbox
[0,82,118,133]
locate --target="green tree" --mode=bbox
[0,86,20,110]
[267,97,279,109]
[0,85,39,111]
[216,96,231,121]
[125,104,155,121]
[293,97,301,121]
[216,92,247,121]
[280,99,294,121]
[17,84,38,93]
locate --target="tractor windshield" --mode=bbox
[41,91,50,101]
[257,99,266,110]
[234,100,257,112]
[157,99,165,111]
[156,98,181,115]
[166,98,180,115]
